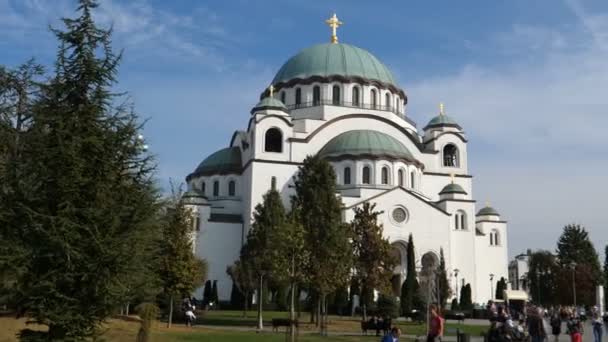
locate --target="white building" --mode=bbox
[508,251,531,294]
[183,17,509,304]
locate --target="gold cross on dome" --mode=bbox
[268,84,275,97]
[439,102,445,115]
[486,201,491,207]
[450,173,455,183]
[325,13,343,44]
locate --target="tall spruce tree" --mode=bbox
[400,234,420,315]
[556,224,601,274]
[292,155,352,335]
[159,191,205,328]
[241,188,288,330]
[5,1,159,339]
[350,202,396,321]
[437,248,450,309]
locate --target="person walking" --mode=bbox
[550,313,562,342]
[567,310,583,342]
[528,306,547,342]
[592,307,603,342]
[427,304,444,342]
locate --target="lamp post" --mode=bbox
[570,262,577,308]
[490,274,495,301]
[454,269,460,301]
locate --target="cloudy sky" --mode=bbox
[2,0,607,258]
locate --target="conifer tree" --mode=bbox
[226,260,255,317]
[203,280,213,305]
[5,1,159,339]
[437,248,451,309]
[400,234,420,315]
[350,202,396,321]
[292,155,352,335]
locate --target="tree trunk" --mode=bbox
[319,294,326,336]
[126,302,130,316]
[363,303,367,322]
[167,295,173,328]
[257,275,264,331]
[290,281,296,342]
[315,297,321,327]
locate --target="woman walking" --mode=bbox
[567,310,583,342]
[592,307,602,342]
[551,313,562,342]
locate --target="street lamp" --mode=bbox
[490,274,495,301]
[570,262,577,308]
[454,269,460,301]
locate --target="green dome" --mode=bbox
[424,114,461,130]
[272,43,398,87]
[319,130,416,163]
[251,97,288,114]
[193,147,241,176]
[476,206,500,216]
[439,183,467,195]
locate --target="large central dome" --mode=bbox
[272,43,398,87]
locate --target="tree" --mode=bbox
[158,191,205,328]
[350,202,397,320]
[292,155,352,335]
[377,294,399,318]
[5,1,159,339]
[528,250,558,305]
[459,284,473,310]
[226,259,255,316]
[451,298,459,310]
[495,277,507,300]
[241,188,288,330]
[400,234,421,315]
[211,280,219,305]
[437,248,451,309]
[203,280,212,306]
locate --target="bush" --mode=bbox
[376,295,399,318]
[451,298,459,310]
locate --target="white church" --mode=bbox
[183,15,508,305]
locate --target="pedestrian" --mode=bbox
[567,310,583,342]
[427,304,444,342]
[527,306,547,342]
[550,313,562,342]
[592,307,602,342]
[381,327,401,342]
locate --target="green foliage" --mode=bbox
[376,294,399,318]
[135,303,159,342]
[459,284,473,310]
[226,260,255,312]
[451,298,459,310]
[556,224,601,280]
[495,277,507,300]
[350,202,396,310]
[400,234,421,314]
[1,1,160,339]
[331,286,349,316]
[437,248,451,309]
[212,280,219,305]
[203,280,213,305]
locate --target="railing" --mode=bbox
[286,99,417,127]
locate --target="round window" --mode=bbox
[392,208,407,223]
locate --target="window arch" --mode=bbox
[295,88,302,106]
[362,166,371,184]
[332,85,341,105]
[371,89,378,109]
[490,230,500,246]
[381,166,389,185]
[213,180,219,197]
[410,171,416,189]
[280,91,286,104]
[352,86,360,106]
[385,93,391,110]
[455,210,467,230]
[201,181,206,195]
[344,167,351,185]
[228,180,236,196]
[395,97,400,112]
[443,144,459,167]
[398,169,404,187]
[313,85,321,105]
[264,128,283,153]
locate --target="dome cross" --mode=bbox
[268,84,275,97]
[440,102,445,116]
[325,13,343,44]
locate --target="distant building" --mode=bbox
[508,250,531,294]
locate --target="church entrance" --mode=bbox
[390,241,407,296]
[419,252,440,305]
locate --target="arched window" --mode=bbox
[455,214,460,230]
[271,176,276,190]
[265,128,283,153]
[344,167,351,185]
[228,180,236,196]
[362,166,371,184]
[395,97,400,112]
[410,171,415,189]
[490,230,500,246]
[455,210,467,230]
[313,85,321,105]
[398,169,404,187]
[332,85,341,105]
[443,144,459,167]
[213,180,219,197]
[381,166,389,185]
[385,93,391,110]
[371,89,377,109]
[201,181,206,195]
[280,91,286,104]
[295,88,302,106]
[352,87,360,106]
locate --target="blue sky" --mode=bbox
[2,0,608,258]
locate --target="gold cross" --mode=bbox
[325,13,343,44]
[268,84,275,97]
[450,173,455,184]
[440,102,445,115]
[486,201,491,207]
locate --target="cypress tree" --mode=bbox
[437,248,450,309]
[211,280,219,305]
[400,234,420,315]
[5,1,159,339]
[203,280,212,305]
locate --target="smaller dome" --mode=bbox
[439,183,467,195]
[251,97,288,114]
[424,114,461,130]
[476,206,500,216]
[181,189,208,205]
[192,147,241,177]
